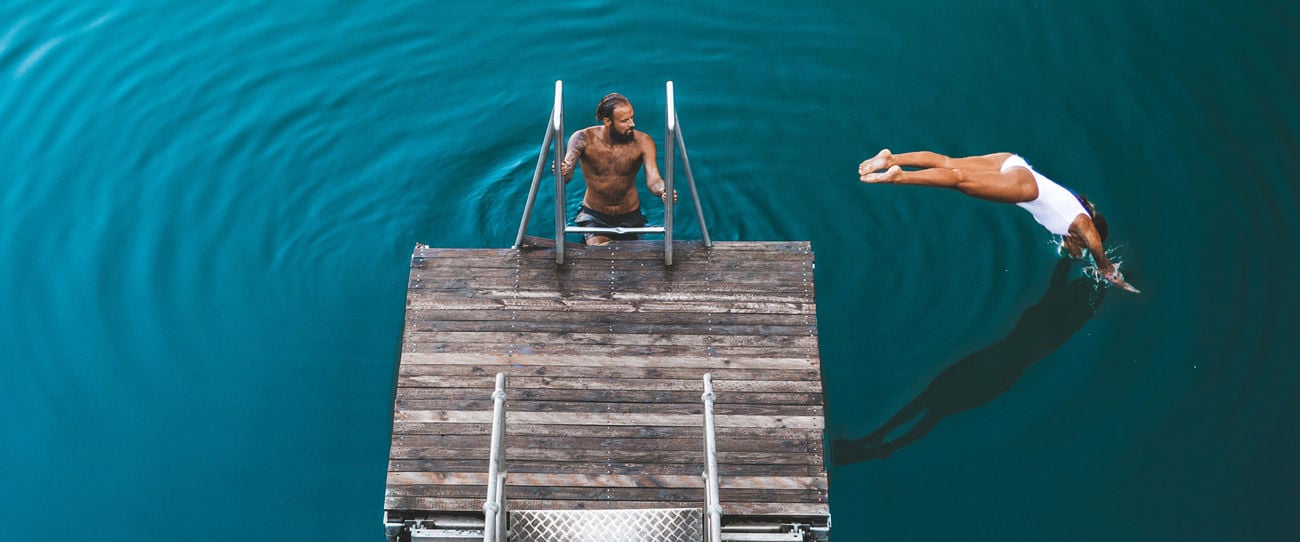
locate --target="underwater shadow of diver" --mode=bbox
[832,258,1106,465]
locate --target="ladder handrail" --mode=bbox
[513,80,712,266]
[702,373,723,542]
[664,81,714,263]
[551,81,566,264]
[664,83,676,265]
[671,110,712,248]
[482,373,509,542]
[513,81,563,252]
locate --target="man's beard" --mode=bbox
[610,128,634,143]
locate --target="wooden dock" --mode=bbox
[384,239,827,524]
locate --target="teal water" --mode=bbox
[3,1,1297,540]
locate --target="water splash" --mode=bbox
[1080,242,1131,285]
[1041,234,1134,292]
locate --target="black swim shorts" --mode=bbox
[574,205,648,242]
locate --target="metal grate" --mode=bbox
[509,508,703,542]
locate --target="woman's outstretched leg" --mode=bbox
[858,149,1036,203]
[860,149,1011,177]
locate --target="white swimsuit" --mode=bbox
[1003,155,1087,236]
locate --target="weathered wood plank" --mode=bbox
[399,352,818,371]
[414,246,811,262]
[393,411,823,429]
[394,399,823,417]
[390,434,813,455]
[401,331,819,349]
[384,453,825,474]
[406,262,808,284]
[386,484,823,505]
[408,257,808,273]
[394,377,821,394]
[422,240,810,252]
[383,496,829,516]
[387,485,824,506]
[405,309,816,328]
[394,388,825,407]
[408,288,813,305]
[406,281,814,298]
[393,394,823,415]
[400,343,821,358]
[396,364,820,383]
[391,423,823,442]
[385,450,824,472]
[406,296,815,315]
[404,296,815,318]
[400,345,820,361]
[387,459,815,478]
[417,240,810,254]
[409,279,811,296]
[386,472,827,491]
[412,242,812,264]
[387,484,708,503]
[389,446,822,466]
[409,264,812,283]
[408,263,813,281]
[404,319,815,337]
[485,251,801,265]
[397,361,821,382]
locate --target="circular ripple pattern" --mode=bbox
[1,1,1297,540]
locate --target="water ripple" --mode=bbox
[3,1,1298,540]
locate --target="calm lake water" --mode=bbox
[3,1,1297,540]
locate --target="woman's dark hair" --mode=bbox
[1075,194,1108,242]
[595,93,630,121]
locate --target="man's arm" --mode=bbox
[1074,218,1140,293]
[639,133,675,203]
[560,131,586,183]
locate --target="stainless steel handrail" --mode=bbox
[551,82,566,264]
[664,82,677,265]
[668,88,712,248]
[702,373,723,542]
[513,80,563,252]
[482,373,508,542]
[664,81,714,263]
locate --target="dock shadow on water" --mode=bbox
[833,258,1106,465]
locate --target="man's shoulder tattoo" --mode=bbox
[568,130,588,152]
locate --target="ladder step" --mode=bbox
[565,226,666,235]
[508,508,702,542]
[409,527,483,541]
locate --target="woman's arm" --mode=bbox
[1072,217,1140,294]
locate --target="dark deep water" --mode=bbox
[2,1,1297,540]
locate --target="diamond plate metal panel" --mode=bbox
[509,508,703,542]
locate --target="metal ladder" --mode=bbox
[512,81,712,265]
[475,374,724,542]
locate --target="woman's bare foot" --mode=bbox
[861,165,902,183]
[858,148,893,177]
